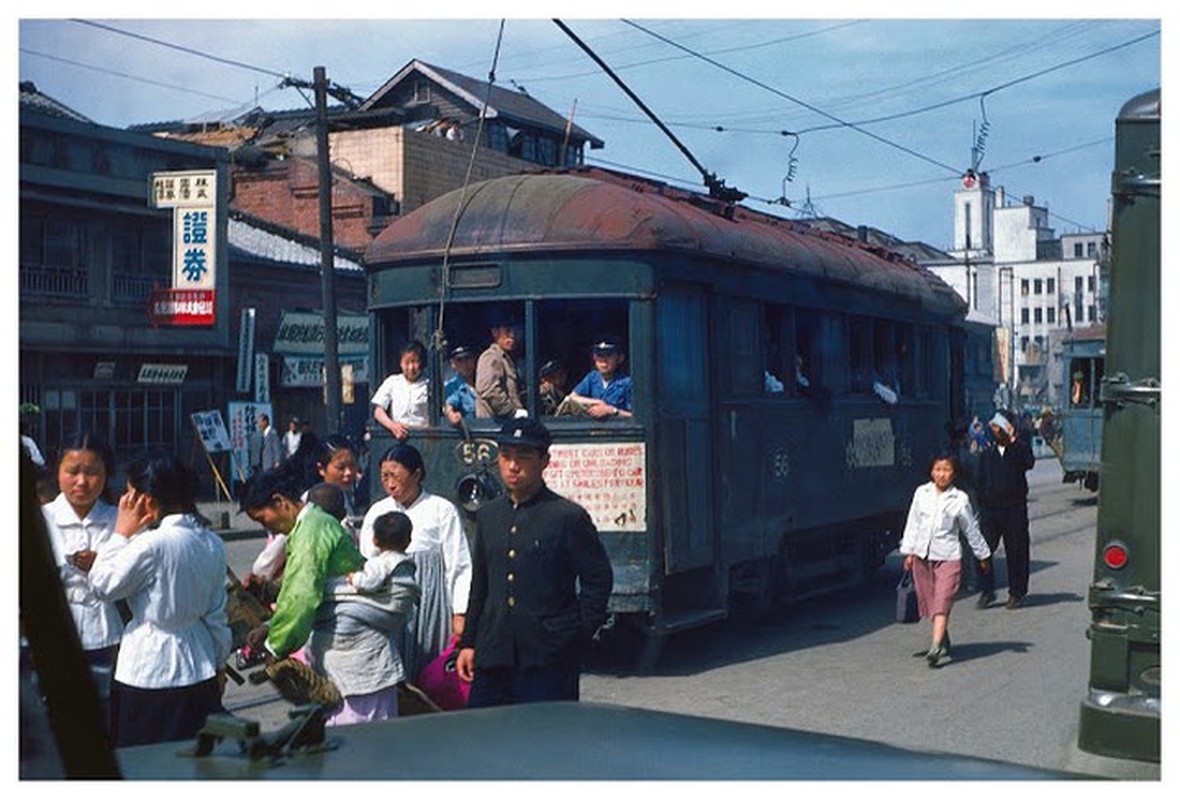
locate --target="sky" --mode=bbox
[12,5,1165,251]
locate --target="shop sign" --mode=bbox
[281,355,370,387]
[273,311,369,355]
[137,363,188,384]
[149,288,215,326]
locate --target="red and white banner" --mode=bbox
[149,287,216,326]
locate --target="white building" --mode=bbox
[927,170,1106,407]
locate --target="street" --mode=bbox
[219,457,1159,780]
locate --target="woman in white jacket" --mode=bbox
[899,454,992,668]
[41,433,123,697]
[89,452,231,747]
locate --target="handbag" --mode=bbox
[415,637,470,711]
[895,569,919,623]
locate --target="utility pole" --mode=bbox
[314,66,342,433]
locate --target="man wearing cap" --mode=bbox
[455,418,613,706]
[567,336,633,419]
[974,410,1036,609]
[475,320,525,420]
[538,359,570,416]
[443,345,478,426]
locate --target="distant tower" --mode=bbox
[951,169,994,259]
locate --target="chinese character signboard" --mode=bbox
[191,410,232,453]
[137,363,189,384]
[149,287,216,326]
[273,311,369,355]
[149,170,218,319]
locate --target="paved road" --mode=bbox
[215,458,1159,779]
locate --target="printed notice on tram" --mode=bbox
[546,443,646,532]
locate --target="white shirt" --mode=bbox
[89,513,231,689]
[42,494,123,650]
[370,373,429,426]
[360,491,471,613]
[899,482,990,562]
[281,430,302,458]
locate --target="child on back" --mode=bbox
[346,511,414,594]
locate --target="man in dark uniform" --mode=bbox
[456,418,613,707]
[975,410,1036,609]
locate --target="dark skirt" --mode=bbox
[109,677,224,748]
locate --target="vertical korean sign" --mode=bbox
[149,170,217,325]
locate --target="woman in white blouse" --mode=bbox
[89,452,231,747]
[899,453,992,668]
[41,433,123,690]
[360,442,471,677]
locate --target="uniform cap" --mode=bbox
[494,417,551,450]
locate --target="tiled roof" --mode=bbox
[228,212,363,273]
[18,81,93,123]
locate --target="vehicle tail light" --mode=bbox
[1102,542,1129,570]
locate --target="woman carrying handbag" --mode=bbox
[899,454,991,667]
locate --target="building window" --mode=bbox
[1075,276,1084,294]
[1034,308,1043,324]
[1047,277,1055,294]
[1021,279,1030,296]
[1047,307,1056,324]
[1088,305,1096,322]
[1034,279,1043,295]
[1087,276,1095,293]
[1020,336,1030,351]
[1087,241,1097,258]
[413,81,430,104]
[1074,242,1084,258]
[1021,308,1030,324]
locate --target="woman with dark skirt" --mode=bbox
[89,452,231,747]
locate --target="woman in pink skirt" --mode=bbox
[900,454,992,667]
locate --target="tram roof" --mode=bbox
[365,167,966,316]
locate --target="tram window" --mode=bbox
[1070,358,1092,407]
[762,304,788,395]
[896,322,914,397]
[533,299,629,417]
[915,328,932,397]
[724,298,762,397]
[792,311,820,395]
[849,316,872,394]
[872,320,900,399]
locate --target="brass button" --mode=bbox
[508,549,516,558]
[507,597,516,607]
[510,525,518,534]
[507,573,515,582]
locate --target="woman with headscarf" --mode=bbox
[88,452,231,747]
[359,442,472,678]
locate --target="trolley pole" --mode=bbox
[314,66,342,433]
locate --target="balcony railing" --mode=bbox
[20,265,88,299]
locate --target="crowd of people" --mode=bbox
[371,320,634,439]
[26,386,615,748]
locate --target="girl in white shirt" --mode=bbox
[899,454,992,668]
[41,433,123,680]
[371,340,430,441]
[89,452,231,747]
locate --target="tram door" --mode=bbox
[656,285,714,572]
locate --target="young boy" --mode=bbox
[568,336,633,419]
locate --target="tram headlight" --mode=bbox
[1102,541,1129,570]
[457,472,500,514]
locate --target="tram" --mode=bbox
[1076,88,1160,762]
[1050,326,1105,491]
[362,166,972,646]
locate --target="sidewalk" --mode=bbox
[198,500,265,541]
